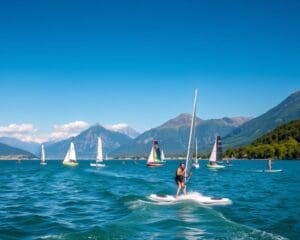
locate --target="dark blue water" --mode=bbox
[0,160,299,240]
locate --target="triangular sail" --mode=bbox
[147,141,162,163]
[209,136,223,163]
[185,89,198,180]
[147,146,154,163]
[63,142,76,163]
[161,150,165,161]
[41,144,45,163]
[216,136,223,162]
[209,140,217,162]
[96,137,103,163]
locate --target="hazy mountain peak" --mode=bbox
[159,113,202,129]
[106,123,140,138]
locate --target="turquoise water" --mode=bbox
[0,160,299,240]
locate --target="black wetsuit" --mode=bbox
[175,168,184,183]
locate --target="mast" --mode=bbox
[195,138,198,164]
[185,89,198,180]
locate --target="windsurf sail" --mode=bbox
[185,89,198,181]
[96,137,103,163]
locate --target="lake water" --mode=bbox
[0,160,299,240]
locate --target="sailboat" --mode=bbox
[63,142,78,166]
[192,138,199,169]
[207,136,225,169]
[40,144,47,165]
[147,140,165,167]
[90,137,105,167]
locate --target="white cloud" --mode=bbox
[50,121,90,141]
[0,123,40,142]
[0,123,37,134]
[0,121,90,143]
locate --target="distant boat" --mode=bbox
[40,144,47,165]
[90,137,105,167]
[147,140,165,167]
[207,136,225,169]
[63,142,78,166]
[192,138,199,169]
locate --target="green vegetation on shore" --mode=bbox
[225,120,300,159]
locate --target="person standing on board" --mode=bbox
[268,159,272,170]
[175,162,187,197]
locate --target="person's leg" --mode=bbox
[176,182,181,197]
[182,182,187,195]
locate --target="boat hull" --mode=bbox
[40,162,47,165]
[63,162,79,166]
[147,162,164,167]
[90,163,105,168]
[207,164,225,169]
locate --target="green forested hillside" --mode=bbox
[225,120,300,159]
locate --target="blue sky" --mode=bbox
[0,0,299,141]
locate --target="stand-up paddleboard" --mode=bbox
[149,193,232,206]
[263,169,283,173]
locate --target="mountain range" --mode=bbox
[45,124,132,159]
[111,114,251,157]
[0,90,299,159]
[0,142,36,159]
[223,90,300,148]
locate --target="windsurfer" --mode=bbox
[175,162,187,197]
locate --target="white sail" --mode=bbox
[185,89,198,180]
[209,140,217,163]
[69,142,76,161]
[96,137,103,162]
[63,149,70,163]
[41,144,45,163]
[161,150,166,161]
[147,147,154,163]
[63,142,76,163]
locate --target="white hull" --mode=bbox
[90,163,105,168]
[207,163,225,169]
[40,162,47,165]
